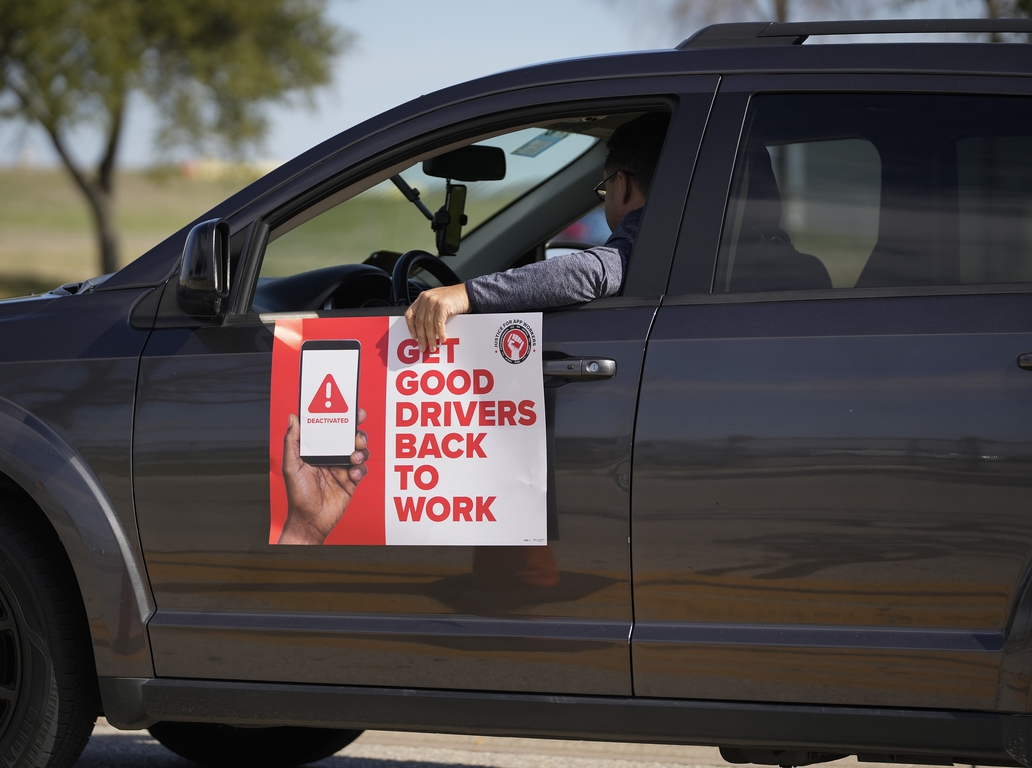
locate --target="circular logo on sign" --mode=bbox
[495,319,535,364]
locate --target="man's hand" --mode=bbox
[404,283,470,353]
[279,409,369,545]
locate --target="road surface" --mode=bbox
[76,719,931,768]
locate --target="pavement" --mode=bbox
[77,719,935,768]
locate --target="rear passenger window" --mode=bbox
[715,94,1032,293]
[958,136,1032,284]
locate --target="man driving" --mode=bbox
[276,113,668,544]
[405,112,669,352]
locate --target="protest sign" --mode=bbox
[269,314,546,546]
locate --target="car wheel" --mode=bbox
[0,501,99,768]
[148,722,363,768]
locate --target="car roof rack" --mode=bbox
[677,18,1032,49]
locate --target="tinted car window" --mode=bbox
[715,94,1032,293]
[958,136,1032,284]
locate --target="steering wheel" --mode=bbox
[391,249,462,306]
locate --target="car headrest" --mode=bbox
[739,144,784,239]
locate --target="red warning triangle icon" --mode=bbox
[308,374,349,413]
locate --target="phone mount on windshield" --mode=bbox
[390,145,506,257]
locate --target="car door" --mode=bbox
[632,74,1032,711]
[132,77,717,694]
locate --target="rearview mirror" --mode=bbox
[177,219,231,318]
[423,145,505,181]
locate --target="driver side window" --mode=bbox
[253,125,601,313]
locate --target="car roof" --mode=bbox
[678,18,1032,47]
[104,20,1032,291]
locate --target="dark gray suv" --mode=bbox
[4,18,1032,768]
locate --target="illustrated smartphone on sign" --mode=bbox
[299,340,360,465]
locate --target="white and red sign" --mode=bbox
[269,314,547,545]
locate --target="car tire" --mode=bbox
[0,500,100,768]
[147,722,363,768]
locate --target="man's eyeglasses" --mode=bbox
[593,170,633,202]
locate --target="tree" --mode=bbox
[963,0,1032,40]
[887,0,1032,41]
[930,0,1032,19]
[668,0,858,27]
[666,0,1032,30]
[0,0,347,275]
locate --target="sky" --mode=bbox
[0,0,1003,168]
[0,0,669,169]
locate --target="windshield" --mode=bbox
[260,128,598,278]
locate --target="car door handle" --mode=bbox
[1019,353,1032,370]
[543,357,616,381]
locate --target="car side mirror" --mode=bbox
[177,219,231,318]
[423,145,506,181]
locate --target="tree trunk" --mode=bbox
[36,97,124,276]
[774,0,789,22]
[51,162,121,276]
[92,99,124,275]
[82,184,120,275]
[985,0,1003,42]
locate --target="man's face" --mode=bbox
[602,169,644,231]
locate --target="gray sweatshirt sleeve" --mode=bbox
[465,246,623,314]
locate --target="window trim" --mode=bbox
[227,80,719,317]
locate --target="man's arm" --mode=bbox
[465,245,622,313]
[405,246,622,352]
[404,207,641,352]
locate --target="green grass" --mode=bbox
[0,274,62,298]
[0,168,256,295]
[0,169,529,296]
[262,193,519,277]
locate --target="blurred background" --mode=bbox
[0,0,1027,298]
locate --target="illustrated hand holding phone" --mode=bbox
[279,409,368,545]
[279,340,368,545]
